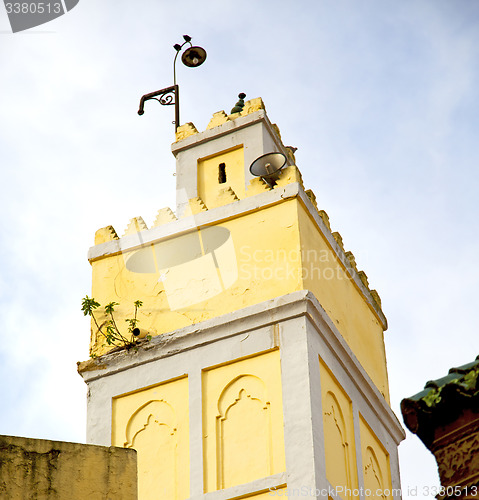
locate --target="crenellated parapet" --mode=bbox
[175,97,267,142]
[94,225,119,245]
[123,216,148,236]
[152,207,177,227]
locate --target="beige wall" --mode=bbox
[0,435,137,500]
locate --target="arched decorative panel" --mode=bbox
[202,350,285,493]
[323,391,353,496]
[363,446,385,500]
[319,356,358,500]
[359,414,392,500]
[216,375,272,489]
[125,400,178,499]
[112,376,189,500]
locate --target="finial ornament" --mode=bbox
[231,93,246,114]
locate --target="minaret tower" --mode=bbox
[78,97,405,500]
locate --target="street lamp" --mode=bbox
[137,35,207,132]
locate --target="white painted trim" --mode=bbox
[189,365,204,496]
[279,317,317,492]
[352,402,366,500]
[390,448,403,500]
[306,325,329,490]
[198,472,287,500]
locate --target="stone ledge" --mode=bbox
[0,435,137,499]
[78,289,403,445]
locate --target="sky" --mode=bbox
[1,0,478,498]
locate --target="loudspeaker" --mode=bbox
[182,46,207,67]
[249,152,287,185]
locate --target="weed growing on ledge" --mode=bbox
[81,296,151,356]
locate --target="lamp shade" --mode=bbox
[181,46,207,67]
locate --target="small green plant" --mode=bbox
[81,296,151,354]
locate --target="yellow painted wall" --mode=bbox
[359,414,392,500]
[299,203,389,400]
[198,146,245,208]
[89,195,389,401]
[112,376,189,500]
[89,199,302,356]
[202,350,285,493]
[319,356,358,500]
[0,435,137,500]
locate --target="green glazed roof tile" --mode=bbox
[400,354,479,448]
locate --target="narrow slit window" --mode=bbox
[218,163,227,184]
